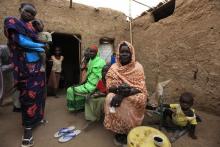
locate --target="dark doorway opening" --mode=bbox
[50,32,81,88]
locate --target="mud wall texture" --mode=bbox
[0,0,129,49]
[132,0,220,115]
[0,0,129,103]
[0,0,219,115]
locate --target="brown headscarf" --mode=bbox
[107,41,146,93]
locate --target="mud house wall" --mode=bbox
[132,0,220,115]
[0,0,129,49]
[0,0,129,100]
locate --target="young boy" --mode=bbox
[163,92,198,139]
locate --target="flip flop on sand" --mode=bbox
[54,126,76,138]
[58,129,81,143]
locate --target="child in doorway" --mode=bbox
[48,47,64,97]
[163,92,198,139]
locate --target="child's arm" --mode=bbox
[61,56,64,61]
[185,109,198,139]
[163,104,171,108]
[92,91,106,98]
[18,34,45,51]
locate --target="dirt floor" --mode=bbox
[0,95,220,147]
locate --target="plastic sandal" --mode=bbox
[21,136,34,147]
[58,129,81,143]
[40,119,48,125]
[54,126,76,138]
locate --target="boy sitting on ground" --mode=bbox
[163,92,198,139]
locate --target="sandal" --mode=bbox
[114,134,127,146]
[58,129,81,143]
[40,119,48,125]
[21,136,34,147]
[54,126,76,138]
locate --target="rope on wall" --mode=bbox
[132,0,152,9]
[129,0,133,45]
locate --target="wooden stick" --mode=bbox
[70,0,73,8]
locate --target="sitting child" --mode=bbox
[163,92,198,139]
[85,64,111,122]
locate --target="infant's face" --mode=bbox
[36,23,44,32]
[180,100,192,111]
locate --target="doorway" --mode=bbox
[50,32,81,88]
[99,37,114,64]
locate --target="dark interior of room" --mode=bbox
[48,32,81,88]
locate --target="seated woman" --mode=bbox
[66,45,106,111]
[85,64,111,122]
[104,41,147,145]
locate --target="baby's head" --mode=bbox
[32,19,44,32]
[179,92,194,111]
[102,64,111,85]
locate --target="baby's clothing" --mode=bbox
[169,104,197,127]
[38,32,52,42]
[18,34,45,62]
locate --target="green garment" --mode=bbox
[66,55,106,111]
[85,97,105,122]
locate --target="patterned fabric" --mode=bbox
[104,41,147,134]
[4,17,45,127]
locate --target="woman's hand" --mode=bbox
[118,84,141,97]
[118,85,131,96]
[110,95,123,107]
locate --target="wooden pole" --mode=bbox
[129,0,133,45]
[70,0,73,8]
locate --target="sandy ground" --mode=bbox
[0,95,220,147]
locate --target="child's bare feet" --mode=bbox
[189,133,197,139]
